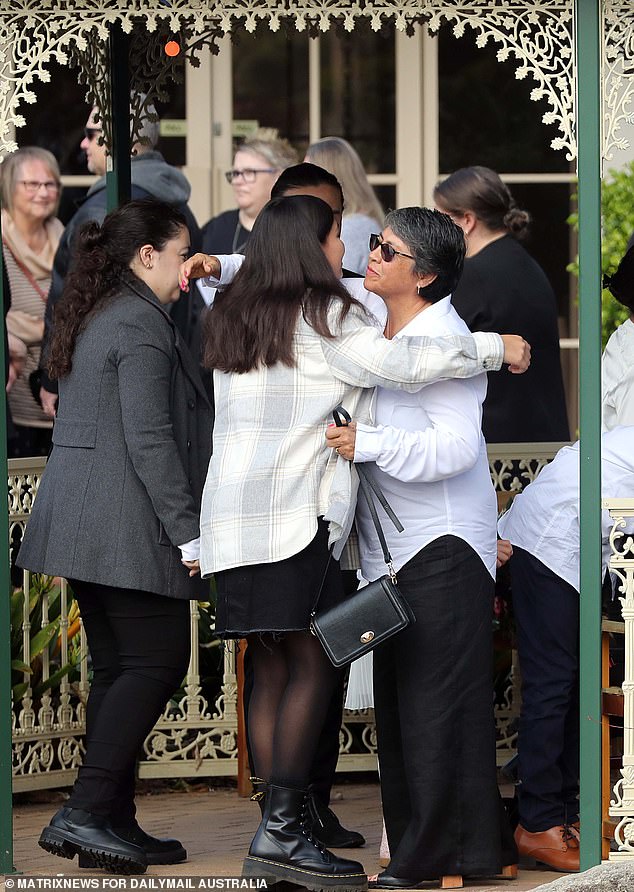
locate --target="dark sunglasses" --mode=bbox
[83,127,102,142]
[369,233,415,262]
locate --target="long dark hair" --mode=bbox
[48,199,186,379]
[434,165,531,239]
[204,195,355,373]
[604,245,634,314]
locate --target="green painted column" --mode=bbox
[106,21,131,211]
[0,216,16,874]
[576,0,603,871]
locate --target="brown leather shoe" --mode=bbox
[514,824,580,872]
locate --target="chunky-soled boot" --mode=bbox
[39,807,147,875]
[242,783,367,891]
[306,790,366,849]
[78,820,186,867]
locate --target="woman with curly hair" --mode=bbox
[17,198,213,875]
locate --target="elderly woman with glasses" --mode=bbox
[201,129,298,256]
[326,209,519,890]
[1,146,63,457]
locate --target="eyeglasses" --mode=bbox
[224,168,278,184]
[83,127,103,142]
[18,180,60,195]
[369,233,415,263]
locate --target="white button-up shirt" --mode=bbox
[197,266,504,575]
[603,318,634,430]
[353,296,498,581]
[497,427,634,591]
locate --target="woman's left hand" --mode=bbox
[496,539,513,568]
[182,559,201,577]
[325,421,357,461]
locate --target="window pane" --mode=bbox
[320,21,395,173]
[233,24,309,149]
[374,184,396,217]
[438,25,570,174]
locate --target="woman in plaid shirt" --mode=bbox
[180,195,529,890]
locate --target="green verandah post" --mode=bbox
[0,213,16,873]
[576,0,603,871]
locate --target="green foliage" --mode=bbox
[568,161,634,346]
[11,574,82,702]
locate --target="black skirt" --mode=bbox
[214,518,346,639]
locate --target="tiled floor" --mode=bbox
[8,782,559,891]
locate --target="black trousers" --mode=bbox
[67,580,190,820]
[374,535,508,879]
[510,547,580,832]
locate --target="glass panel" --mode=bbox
[232,23,309,151]
[438,25,570,174]
[320,20,395,173]
[374,185,397,217]
[16,62,91,224]
[156,80,186,168]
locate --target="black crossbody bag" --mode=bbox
[310,407,416,668]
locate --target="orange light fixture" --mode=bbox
[165,39,180,57]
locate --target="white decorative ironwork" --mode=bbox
[2,1,634,163]
[607,498,634,858]
[0,0,581,162]
[603,0,634,161]
[9,445,562,788]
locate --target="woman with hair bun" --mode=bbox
[17,198,213,875]
[434,165,569,443]
[603,245,634,429]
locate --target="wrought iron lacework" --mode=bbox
[0,0,596,162]
[1,1,633,161]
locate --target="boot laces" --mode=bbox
[300,799,327,854]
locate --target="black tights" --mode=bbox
[67,580,190,819]
[247,630,340,789]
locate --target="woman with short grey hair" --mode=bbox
[201,128,298,255]
[326,206,518,889]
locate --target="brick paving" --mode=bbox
[8,781,560,891]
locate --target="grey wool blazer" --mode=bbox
[17,273,213,600]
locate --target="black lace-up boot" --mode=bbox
[242,783,367,890]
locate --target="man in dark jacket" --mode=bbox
[39,104,201,415]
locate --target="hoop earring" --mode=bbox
[416,285,424,296]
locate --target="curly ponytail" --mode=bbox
[47,199,187,378]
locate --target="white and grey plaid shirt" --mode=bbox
[199,296,503,576]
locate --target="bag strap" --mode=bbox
[332,405,403,580]
[2,239,49,303]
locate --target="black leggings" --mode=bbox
[67,580,190,820]
[247,630,340,790]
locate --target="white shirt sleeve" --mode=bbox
[602,324,634,429]
[197,254,246,306]
[179,536,200,562]
[354,377,484,482]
